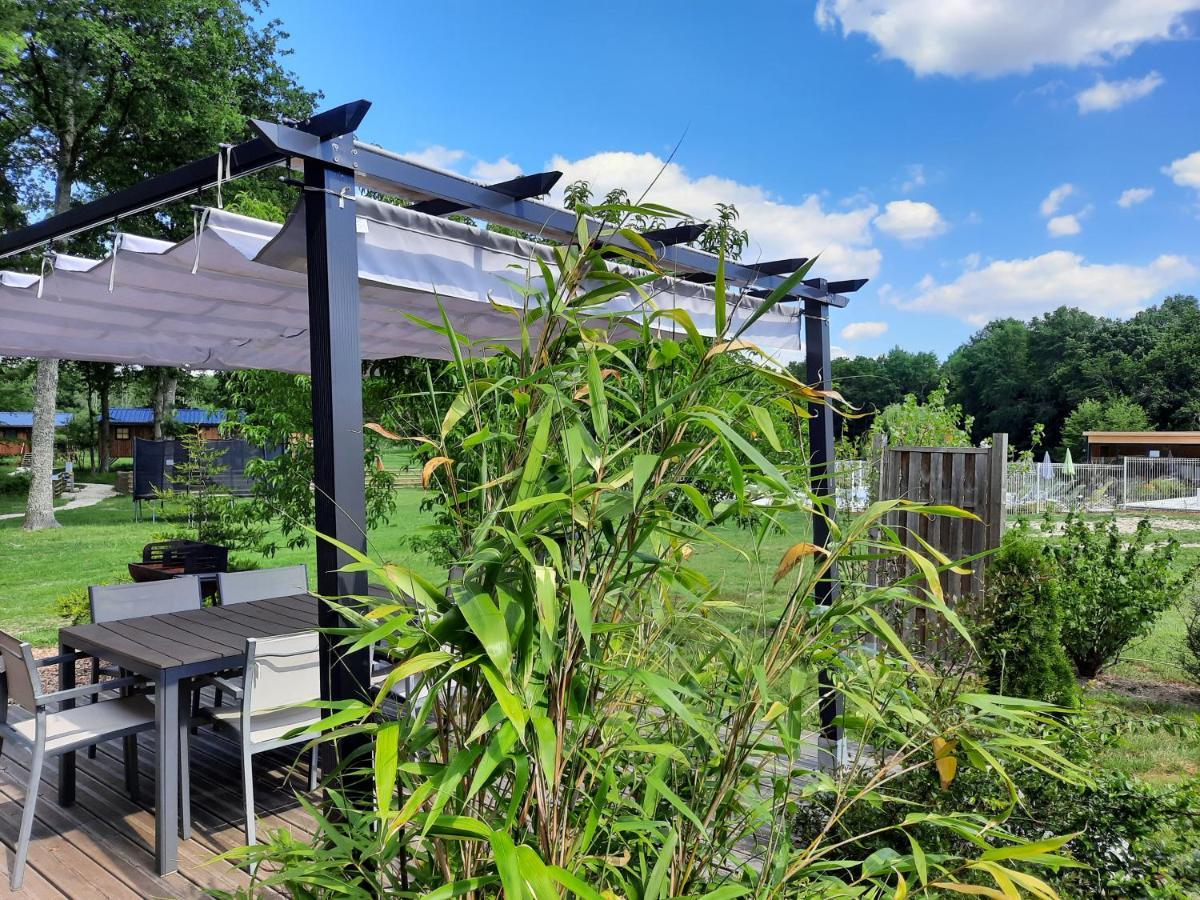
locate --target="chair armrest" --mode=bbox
[40,674,146,706]
[35,650,88,668]
[195,673,244,699]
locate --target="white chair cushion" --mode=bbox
[9,695,155,754]
[203,704,321,746]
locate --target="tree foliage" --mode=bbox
[971,529,1078,706]
[1049,514,1198,678]
[1060,395,1150,456]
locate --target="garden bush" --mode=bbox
[1049,513,1197,678]
[0,470,30,496]
[223,198,1083,897]
[971,527,1078,705]
[794,710,1200,899]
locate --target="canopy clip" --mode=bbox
[192,207,212,275]
[36,247,54,300]
[215,143,234,209]
[302,184,355,209]
[107,225,122,293]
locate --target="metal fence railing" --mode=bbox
[1005,458,1200,516]
[1122,457,1200,512]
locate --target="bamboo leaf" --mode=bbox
[774,541,828,584]
[374,721,398,818]
[422,455,454,488]
[568,579,593,651]
[459,590,513,676]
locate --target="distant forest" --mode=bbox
[821,293,1200,453]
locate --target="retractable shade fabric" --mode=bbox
[0,195,803,374]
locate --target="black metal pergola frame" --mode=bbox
[0,99,859,781]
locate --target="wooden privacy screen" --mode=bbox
[869,435,1008,650]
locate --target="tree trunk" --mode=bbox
[152,368,178,439]
[23,164,73,530]
[23,358,61,530]
[99,386,111,472]
[85,377,96,470]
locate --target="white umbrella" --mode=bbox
[1038,451,1054,480]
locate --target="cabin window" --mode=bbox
[115,427,131,440]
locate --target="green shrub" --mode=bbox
[1181,597,1200,685]
[55,573,132,625]
[0,471,30,496]
[972,528,1078,705]
[1050,513,1197,678]
[224,197,1083,895]
[794,712,1200,899]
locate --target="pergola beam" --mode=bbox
[0,100,372,259]
[407,170,563,217]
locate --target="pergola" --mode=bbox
[0,99,863,809]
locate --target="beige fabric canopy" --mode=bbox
[0,196,802,373]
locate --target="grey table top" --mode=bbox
[60,593,319,677]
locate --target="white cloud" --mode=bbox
[961,252,983,270]
[1076,71,1164,113]
[899,164,926,193]
[1165,151,1200,193]
[470,157,522,182]
[1040,183,1076,217]
[1047,213,1082,236]
[873,199,947,241]
[901,251,1197,325]
[814,0,1200,77]
[840,320,890,341]
[547,150,882,278]
[402,145,466,171]
[1117,187,1154,207]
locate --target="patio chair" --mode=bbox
[216,564,308,606]
[200,565,309,711]
[86,577,203,759]
[190,631,321,846]
[0,631,161,890]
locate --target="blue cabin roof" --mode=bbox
[0,411,73,428]
[106,407,227,426]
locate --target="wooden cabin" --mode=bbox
[0,411,73,457]
[1085,431,1200,461]
[107,407,227,458]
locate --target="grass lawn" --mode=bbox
[0,486,807,647]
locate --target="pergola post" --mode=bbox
[804,298,846,772]
[302,155,371,774]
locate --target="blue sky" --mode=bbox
[270,0,1200,358]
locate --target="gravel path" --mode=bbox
[0,480,116,521]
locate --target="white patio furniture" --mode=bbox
[0,631,166,890]
[191,631,321,845]
[200,565,310,712]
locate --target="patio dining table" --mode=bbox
[56,592,319,876]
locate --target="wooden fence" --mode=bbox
[869,435,1007,650]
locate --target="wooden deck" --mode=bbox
[0,689,317,898]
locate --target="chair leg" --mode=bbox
[87,658,100,759]
[214,687,223,709]
[190,686,201,736]
[242,751,256,847]
[10,743,44,891]
[179,716,192,841]
[308,744,319,792]
[123,734,140,801]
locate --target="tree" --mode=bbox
[1061,395,1150,457]
[868,382,974,448]
[827,347,942,442]
[0,0,315,529]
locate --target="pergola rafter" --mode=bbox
[0,100,861,872]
